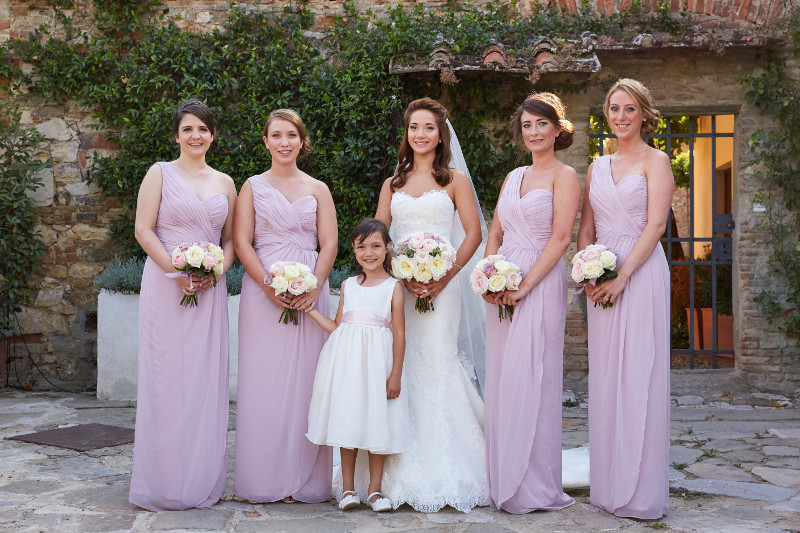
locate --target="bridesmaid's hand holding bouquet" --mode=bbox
[167,242,224,308]
[265,261,318,325]
[572,244,618,308]
[391,232,455,313]
[470,255,522,322]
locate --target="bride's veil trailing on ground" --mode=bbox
[446,119,489,396]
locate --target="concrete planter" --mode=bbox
[97,289,337,401]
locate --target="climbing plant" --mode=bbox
[1,0,690,265]
[0,103,48,337]
[740,7,800,338]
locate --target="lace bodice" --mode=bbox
[390,190,455,242]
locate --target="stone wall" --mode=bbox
[2,0,797,392]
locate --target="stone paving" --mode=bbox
[1,371,799,532]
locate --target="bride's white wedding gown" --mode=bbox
[374,189,490,512]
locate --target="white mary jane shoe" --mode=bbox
[367,492,392,512]
[339,490,360,511]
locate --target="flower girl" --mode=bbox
[305,218,408,512]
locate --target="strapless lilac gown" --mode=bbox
[484,166,574,513]
[129,161,229,511]
[587,155,670,519]
[234,176,332,503]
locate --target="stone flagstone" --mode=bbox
[671,479,797,502]
[768,428,800,439]
[752,466,800,488]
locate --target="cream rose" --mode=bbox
[392,256,415,280]
[487,254,504,263]
[582,259,603,279]
[269,275,289,294]
[487,274,507,293]
[211,244,224,263]
[414,263,433,283]
[599,250,616,270]
[493,260,512,276]
[414,250,431,265]
[298,263,312,275]
[430,257,448,280]
[185,245,205,268]
[283,264,300,279]
[213,262,224,276]
[303,273,318,290]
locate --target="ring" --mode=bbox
[603,296,609,302]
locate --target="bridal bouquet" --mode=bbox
[168,242,224,308]
[469,255,522,322]
[391,232,455,313]
[572,244,618,309]
[265,261,318,325]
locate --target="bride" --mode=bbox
[371,97,491,512]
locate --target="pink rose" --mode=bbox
[581,248,600,262]
[571,260,585,283]
[269,263,285,276]
[172,252,187,269]
[422,238,438,252]
[408,235,424,250]
[288,277,308,296]
[415,250,431,264]
[506,271,522,291]
[487,254,504,263]
[470,270,489,294]
[201,252,218,269]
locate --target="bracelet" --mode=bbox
[453,261,463,270]
[263,275,270,285]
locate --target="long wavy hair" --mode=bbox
[351,218,392,283]
[390,98,453,192]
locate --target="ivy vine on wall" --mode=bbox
[740,7,800,339]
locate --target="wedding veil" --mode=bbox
[446,119,488,396]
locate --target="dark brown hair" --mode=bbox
[262,108,312,158]
[391,98,452,192]
[603,78,661,136]
[510,92,574,152]
[351,218,392,282]
[173,99,218,152]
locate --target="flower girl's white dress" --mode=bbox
[307,276,409,454]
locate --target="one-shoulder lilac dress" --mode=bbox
[484,166,575,514]
[587,156,670,519]
[129,161,229,511]
[234,176,332,503]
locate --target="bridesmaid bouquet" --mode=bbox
[572,244,618,309]
[391,231,455,313]
[168,242,225,308]
[469,255,523,322]
[265,261,318,325]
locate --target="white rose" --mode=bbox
[213,262,224,276]
[392,257,415,280]
[415,250,431,265]
[474,258,489,271]
[211,244,224,263]
[283,264,300,279]
[185,245,205,268]
[599,250,617,270]
[487,274,507,293]
[571,250,583,264]
[583,259,604,279]
[506,271,522,291]
[303,273,318,290]
[297,263,312,275]
[269,275,289,294]
[494,260,512,276]
[439,243,454,258]
[414,262,433,283]
[430,257,448,280]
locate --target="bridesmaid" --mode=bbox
[234,109,337,503]
[130,99,237,511]
[483,93,580,513]
[577,79,673,519]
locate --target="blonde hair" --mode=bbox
[263,109,312,158]
[603,78,661,135]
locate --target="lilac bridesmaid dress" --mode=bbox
[587,155,670,519]
[234,176,332,503]
[484,166,575,514]
[129,161,229,511]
